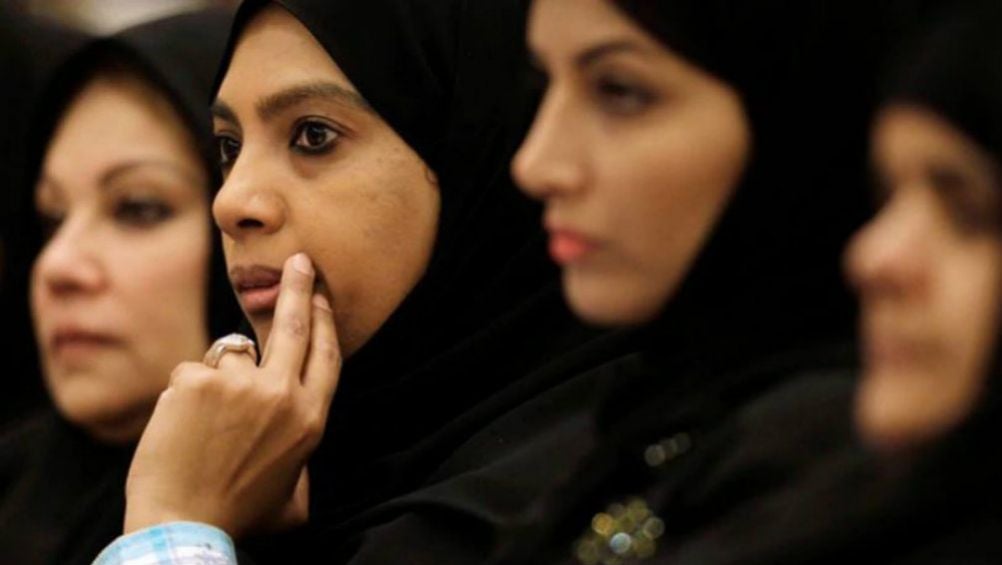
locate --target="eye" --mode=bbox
[114,197,174,227]
[928,166,1000,234]
[593,75,656,116]
[291,120,341,155]
[216,134,241,169]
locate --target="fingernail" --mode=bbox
[292,253,313,276]
[313,293,332,312]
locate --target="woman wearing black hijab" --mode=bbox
[486,1,930,563]
[0,10,243,565]
[112,0,628,561]
[823,2,1002,561]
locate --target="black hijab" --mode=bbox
[0,10,242,565]
[214,0,630,556]
[590,0,894,411]
[0,9,86,432]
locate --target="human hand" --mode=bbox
[124,253,340,538]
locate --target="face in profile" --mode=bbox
[32,71,212,443]
[846,105,1002,452]
[212,6,440,357]
[513,0,750,327]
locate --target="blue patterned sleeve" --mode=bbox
[93,522,237,565]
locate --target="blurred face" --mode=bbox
[32,73,211,443]
[212,6,440,356]
[514,0,750,326]
[846,105,1002,452]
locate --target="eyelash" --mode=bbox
[217,133,241,172]
[114,197,174,227]
[214,118,343,172]
[35,197,174,241]
[290,119,342,156]
[591,74,657,116]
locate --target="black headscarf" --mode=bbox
[0,10,242,565]
[594,0,894,401]
[0,9,87,432]
[214,0,630,556]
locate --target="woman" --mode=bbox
[0,11,242,565]
[492,1,922,563]
[112,0,628,561]
[835,2,1002,560]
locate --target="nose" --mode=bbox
[212,149,287,240]
[845,193,930,302]
[511,86,588,202]
[33,215,106,298]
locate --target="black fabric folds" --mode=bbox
[0,11,242,565]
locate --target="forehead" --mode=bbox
[42,75,199,191]
[529,0,645,57]
[219,6,352,101]
[875,106,993,173]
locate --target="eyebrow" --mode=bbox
[212,81,373,126]
[576,40,650,68]
[98,160,205,189]
[36,161,203,207]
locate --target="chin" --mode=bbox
[853,372,958,454]
[50,380,155,444]
[563,271,665,327]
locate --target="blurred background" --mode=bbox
[11,0,238,34]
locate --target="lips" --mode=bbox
[49,328,122,358]
[548,229,598,265]
[231,265,283,316]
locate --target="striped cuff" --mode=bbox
[93,522,237,565]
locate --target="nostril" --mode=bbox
[237,218,265,229]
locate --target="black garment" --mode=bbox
[486,2,932,564]
[0,10,86,432]
[0,11,242,565]
[210,0,632,562]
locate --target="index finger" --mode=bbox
[261,252,315,376]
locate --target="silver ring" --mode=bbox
[203,333,258,368]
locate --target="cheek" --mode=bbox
[30,262,48,338]
[864,242,1002,449]
[116,219,212,354]
[294,158,439,353]
[937,245,1002,389]
[604,121,745,284]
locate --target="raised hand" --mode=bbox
[124,253,341,538]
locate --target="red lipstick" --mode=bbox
[548,229,598,265]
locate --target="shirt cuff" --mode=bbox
[93,522,237,565]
